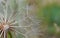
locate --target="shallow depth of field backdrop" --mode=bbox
[0,0,60,38]
[28,0,60,38]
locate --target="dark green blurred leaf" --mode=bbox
[7,31,12,38]
[43,3,60,34]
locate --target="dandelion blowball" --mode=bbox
[3,24,9,31]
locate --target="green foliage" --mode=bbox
[43,3,60,35]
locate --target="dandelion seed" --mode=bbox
[0,0,40,38]
[0,0,31,38]
[4,31,6,38]
[0,31,3,37]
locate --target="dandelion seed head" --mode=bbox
[3,24,9,31]
[0,0,41,38]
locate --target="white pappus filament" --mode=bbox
[0,0,31,38]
